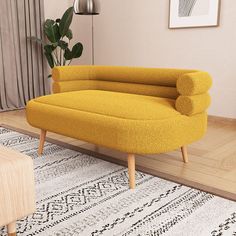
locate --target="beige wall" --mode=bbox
[44,0,67,19]
[43,0,236,118]
[93,0,236,118]
[44,0,92,65]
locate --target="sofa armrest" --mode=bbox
[52,66,93,82]
[177,72,212,96]
[52,66,94,93]
[176,71,212,116]
[175,93,211,116]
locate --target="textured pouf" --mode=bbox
[0,146,36,236]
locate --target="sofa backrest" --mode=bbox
[52,66,197,99]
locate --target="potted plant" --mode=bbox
[33,7,83,78]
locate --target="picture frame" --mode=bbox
[169,0,221,29]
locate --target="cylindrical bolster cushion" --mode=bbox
[52,80,95,93]
[177,72,212,96]
[52,66,93,82]
[175,93,211,116]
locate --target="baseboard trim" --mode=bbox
[208,115,236,124]
[1,123,236,202]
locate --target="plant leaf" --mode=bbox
[44,19,60,43]
[59,7,74,37]
[58,40,68,50]
[71,43,83,58]
[64,48,72,60]
[44,52,54,68]
[52,42,58,47]
[44,45,56,54]
[44,19,55,26]
[66,29,73,40]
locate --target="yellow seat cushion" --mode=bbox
[26,90,207,154]
[33,90,180,120]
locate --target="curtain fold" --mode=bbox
[0,0,49,111]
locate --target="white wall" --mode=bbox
[44,0,92,65]
[93,0,236,118]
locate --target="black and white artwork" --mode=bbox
[169,0,220,28]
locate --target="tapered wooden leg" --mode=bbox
[38,130,47,155]
[127,154,136,189]
[7,222,16,236]
[181,146,188,163]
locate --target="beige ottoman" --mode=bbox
[0,146,36,236]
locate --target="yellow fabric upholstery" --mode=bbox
[53,80,179,99]
[31,90,180,120]
[177,72,212,96]
[175,93,211,116]
[53,80,92,93]
[26,91,207,154]
[52,65,195,86]
[52,66,196,99]
[26,65,212,154]
[52,65,92,82]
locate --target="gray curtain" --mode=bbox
[0,0,50,112]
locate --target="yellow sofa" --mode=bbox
[26,66,212,189]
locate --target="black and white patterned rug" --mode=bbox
[0,127,235,236]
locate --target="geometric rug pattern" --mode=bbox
[0,127,235,235]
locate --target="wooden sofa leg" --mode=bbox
[127,154,136,189]
[38,130,47,155]
[181,146,188,163]
[7,221,16,236]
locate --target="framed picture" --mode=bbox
[169,0,221,29]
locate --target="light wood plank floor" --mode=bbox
[0,110,236,199]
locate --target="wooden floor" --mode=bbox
[0,109,236,200]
